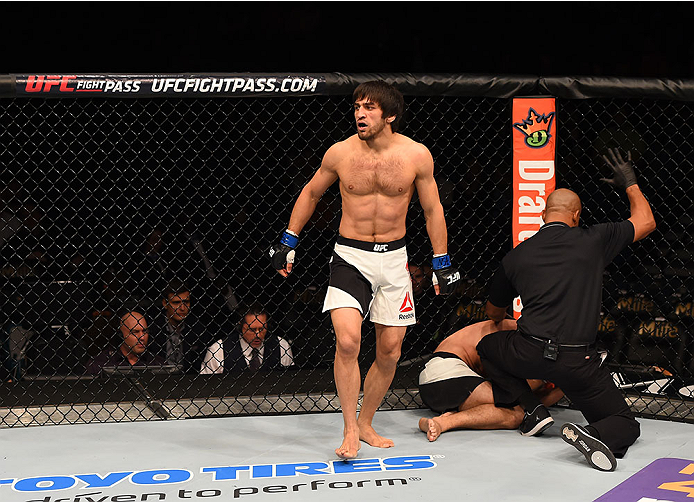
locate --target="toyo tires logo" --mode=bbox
[0,455,437,493]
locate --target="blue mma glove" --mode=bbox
[269,230,298,272]
[431,254,461,295]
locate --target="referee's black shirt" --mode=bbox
[488,220,634,345]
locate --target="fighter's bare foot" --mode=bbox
[335,431,360,459]
[358,423,394,448]
[418,417,443,442]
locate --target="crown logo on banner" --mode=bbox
[513,107,555,148]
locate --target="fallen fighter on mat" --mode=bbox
[418,319,564,441]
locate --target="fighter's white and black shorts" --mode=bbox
[322,235,416,326]
[418,352,486,413]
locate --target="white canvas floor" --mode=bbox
[1,407,693,502]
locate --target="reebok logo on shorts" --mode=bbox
[400,292,413,312]
[399,292,415,320]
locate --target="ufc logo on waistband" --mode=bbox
[373,244,388,252]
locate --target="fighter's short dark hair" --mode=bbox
[353,80,405,132]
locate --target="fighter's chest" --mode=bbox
[340,156,413,195]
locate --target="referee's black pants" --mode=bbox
[477,330,640,458]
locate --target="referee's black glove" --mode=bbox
[601,148,638,190]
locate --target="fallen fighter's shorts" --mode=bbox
[418,352,486,413]
[322,236,416,326]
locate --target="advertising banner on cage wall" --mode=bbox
[511,97,556,318]
[11,74,326,97]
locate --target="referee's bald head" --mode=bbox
[543,189,582,226]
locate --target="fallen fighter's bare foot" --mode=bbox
[335,430,360,459]
[418,412,452,442]
[358,423,394,448]
[418,417,443,442]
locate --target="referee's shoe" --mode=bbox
[560,422,617,472]
[519,404,554,436]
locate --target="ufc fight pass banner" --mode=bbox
[12,74,325,97]
[511,97,556,318]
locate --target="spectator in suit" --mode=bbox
[200,303,294,374]
[148,279,210,374]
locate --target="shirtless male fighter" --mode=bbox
[270,80,461,458]
[418,319,564,441]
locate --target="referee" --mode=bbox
[477,148,656,471]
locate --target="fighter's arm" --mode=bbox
[413,145,461,295]
[271,145,340,277]
[287,145,341,235]
[413,145,447,255]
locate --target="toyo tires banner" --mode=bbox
[511,97,556,318]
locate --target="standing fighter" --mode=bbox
[270,80,460,458]
[477,149,655,471]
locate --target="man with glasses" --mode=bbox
[200,303,294,374]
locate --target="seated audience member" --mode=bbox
[418,319,564,441]
[148,279,210,374]
[85,311,164,375]
[200,303,294,374]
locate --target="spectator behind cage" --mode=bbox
[85,311,164,375]
[200,303,294,374]
[148,279,210,374]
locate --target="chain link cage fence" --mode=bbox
[0,73,692,427]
